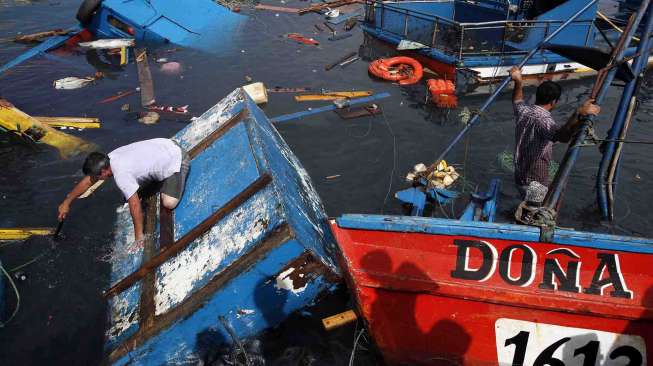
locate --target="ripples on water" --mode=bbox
[1,0,652,364]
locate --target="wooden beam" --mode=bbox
[139,195,159,328]
[188,108,248,159]
[135,48,156,107]
[34,116,101,129]
[322,310,358,330]
[159,207,174,249]
[103,173,273,298]
[106,224,293,363]
[0,228,54,240]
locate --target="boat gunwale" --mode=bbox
[335,214,653,254]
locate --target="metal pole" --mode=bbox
[596,4,653,220]
[542,0,651,214]
[434,0,600,163]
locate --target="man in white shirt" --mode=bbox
[58,138,190,245]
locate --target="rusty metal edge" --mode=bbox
[105,223,295,364]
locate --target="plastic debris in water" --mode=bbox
[406,160,460,189]
[53,73,102,90]
[79,38,135,49]
[459,107,471,125]
[160,61,182,75]
[138,111,160,125]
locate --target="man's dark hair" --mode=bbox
[83,152,110,177]
[535,81,562,105]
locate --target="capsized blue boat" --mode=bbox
[104,88,341,364]
[82,0,246,53]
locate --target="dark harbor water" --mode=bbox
[0,0,652,364]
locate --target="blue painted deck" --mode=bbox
[105,88,340,365]
[0,33,77,76]
[87,0,246,53]
[362,0,598,68]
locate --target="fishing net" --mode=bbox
[496,150,559,177]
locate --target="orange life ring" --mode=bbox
[368,57,423,85]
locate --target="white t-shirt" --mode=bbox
[108,138,182,200]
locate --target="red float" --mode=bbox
[427,79,457,109]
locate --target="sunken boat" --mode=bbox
[103,89,340,364]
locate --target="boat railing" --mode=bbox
[365,0,594,60]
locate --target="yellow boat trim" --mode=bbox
[0,228,54,240]
[34,116,101,129]
[295,91,373,101]
[0,100,96,159]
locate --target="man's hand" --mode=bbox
[58,201,70,221]
[510,66,522,83]
[578,99,600,116]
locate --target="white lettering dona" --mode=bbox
[450,240,633,299]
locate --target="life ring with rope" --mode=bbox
[368,57,424,85]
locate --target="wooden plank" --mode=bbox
[103,174,273,298]
[79,180,105,199]
[107,224,293,363]
[188,108,248,159]
[254,4,300,13]
[0,228,54,240]
[135,48,156,107]
[34,116,101,129]
[322,310,357,330]
[139,196,159,328]
[0,34,74,75]
[159,207,174,249]
[271,92,391,123]
[294,91,372,101]
[298,0,359,15]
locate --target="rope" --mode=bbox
[348,328,366,366]
[0,261,20,328]
[597,11,641,42]
[380,108,398,214]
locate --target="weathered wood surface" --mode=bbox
[135,48,156,107]
[34,116,101,129]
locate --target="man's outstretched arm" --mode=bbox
[58,176,93,221]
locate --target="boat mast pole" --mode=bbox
[537,0,650,234]
[434,0,599,164]
[596,4,653,221]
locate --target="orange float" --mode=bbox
[427,78,458,109]
[368,57,423,85]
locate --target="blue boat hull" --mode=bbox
[87,0,246,53]
[104,89,340,364]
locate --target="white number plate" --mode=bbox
[495,318,647,366]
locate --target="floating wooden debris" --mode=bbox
[322,310,357,330]
[339,56,359,68]
[272,92,391,123]
[334,104,381,119]
[79,180,105,199]
[325,51,357,71]
[298,0,358,15]
[13,29,71,43]
[254,4,300,13]
[0,228,54,241]
[135,48,156,106]
[267,87,312,93]
[295,91,372,101]
[35,116,101,129]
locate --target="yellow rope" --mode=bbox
[597,11,640,42]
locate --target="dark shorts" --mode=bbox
[161,147,190,199]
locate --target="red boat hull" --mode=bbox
[331,217,653,365]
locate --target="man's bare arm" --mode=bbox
[127,192,145,242]
[58,176,93,220]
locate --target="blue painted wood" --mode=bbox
[271,92,391,123]
[105,88,339,364]
[0,34,74,75]
[88,0,246,53]
[459,178,500,222]
[336,214,653,254]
